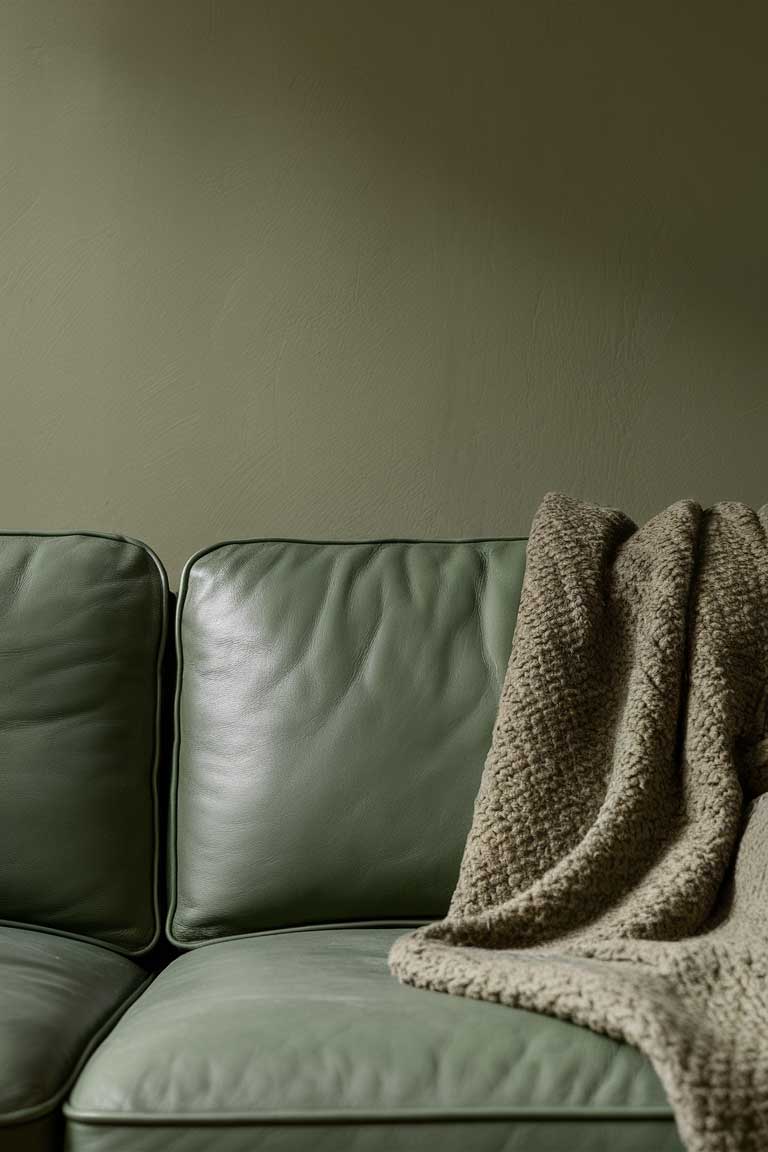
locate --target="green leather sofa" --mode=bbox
[0,534,685,1152]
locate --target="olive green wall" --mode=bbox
[1,2,766,582]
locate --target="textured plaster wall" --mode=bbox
[1,1,766,582]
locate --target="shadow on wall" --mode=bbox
[1,0,767,580]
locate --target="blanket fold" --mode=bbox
[389,493,768,1152]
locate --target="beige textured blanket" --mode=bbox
[390,493,768,1152]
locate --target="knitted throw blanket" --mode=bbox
[389,494,768,1152]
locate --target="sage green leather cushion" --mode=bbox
[169,539,526,944]
[63,1123,682,1152]
[0,533,166,953]
[65,928,682,1152]
[0,925,148,1152]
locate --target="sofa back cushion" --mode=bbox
[0,533,166,954]
[170,538,526,945]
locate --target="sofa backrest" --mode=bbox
[0,533,167,954]
[169,538,526,945]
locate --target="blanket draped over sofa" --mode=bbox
[390,493,768,1152]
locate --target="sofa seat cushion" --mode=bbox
[0,926,149,1152]
[65,928,683,1152]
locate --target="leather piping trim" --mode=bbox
[0,530,169,958]
[0,970,156,1128]
[166,535,527,949]
[63,1106,675,1127]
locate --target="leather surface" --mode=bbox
[170,539,526,943]
[65,928,681,1151]
[64,1121,683,1152]
[0,925,148,1149]
[0,533,167,953]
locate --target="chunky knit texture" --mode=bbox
[389,493,768,1152]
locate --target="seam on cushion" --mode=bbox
[166,537,526,950]
[0,532,169,958]
[137,538,169,957]
[0,970,156,1128]
[167,919,433,951]
[0,920,156,956]
[62,1106,675,1128]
